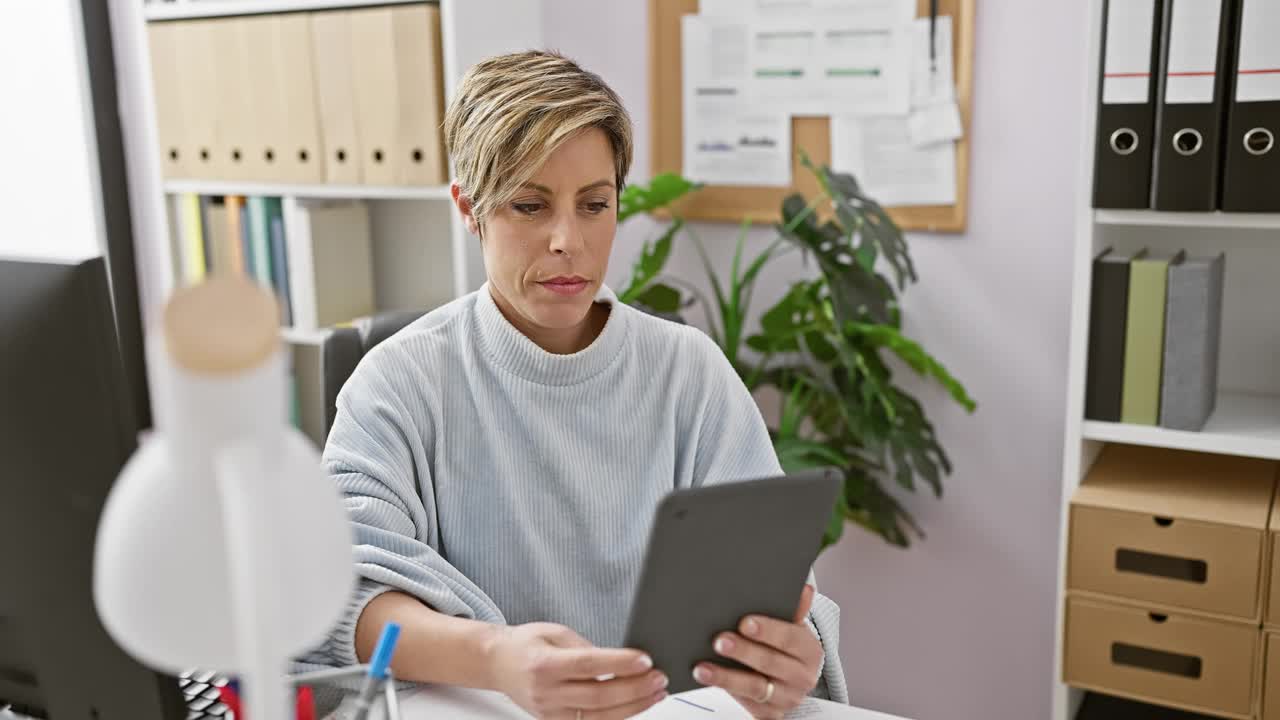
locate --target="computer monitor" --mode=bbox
[0,256,185,719]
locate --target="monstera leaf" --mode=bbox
[620,220,682,305]
[618,173,699,223]
[776,194,897,328]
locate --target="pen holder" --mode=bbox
[94,275,356,720]
[289,665,403,720]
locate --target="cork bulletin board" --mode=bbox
[649,0,975,232]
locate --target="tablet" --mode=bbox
[622,469,842,694]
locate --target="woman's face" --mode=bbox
[464,128,618,336]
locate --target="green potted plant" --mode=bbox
[618,156,976,548]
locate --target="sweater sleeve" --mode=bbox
[685,331,850,704]
[297,348,506,670]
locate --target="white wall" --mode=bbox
[0,0,105,262]
[545,1,1086,718]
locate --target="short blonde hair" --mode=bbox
[444,50,633,224]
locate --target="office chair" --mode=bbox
[320,310,425,439]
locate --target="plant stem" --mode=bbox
[780,194,827,235]
[743,352,774,391]
[657,275,722,344]
[740,236,787,319]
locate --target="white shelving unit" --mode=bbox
[1095,209,1280,230]
[142,0,428,21]
[1051,3,1280,720]
[162,179,452,201]
[110,0,546,330]
[1082,391,1280,462]
[280,325,329,345]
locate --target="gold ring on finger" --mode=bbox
[756,679,775,704]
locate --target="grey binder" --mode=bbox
[1159,253,1225,431]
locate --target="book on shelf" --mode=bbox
[246,196,273,289]
[203,196,235,275]
[197,194,214,271]
[286,199,375,332]
[1085,248,1226,432]
[1120,250,1171,426]
[266,198,293,326]
[170,193,299,329]
[235,195,252,277]
[173,193,207,282]
[1160,253,1225,432]
[1086,248,1140,422]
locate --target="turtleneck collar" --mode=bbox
[473,283,629,386]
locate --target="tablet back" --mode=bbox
[622,469,842,694]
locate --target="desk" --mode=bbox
[371,684,911,719]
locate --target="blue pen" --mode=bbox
[351,622,401,720]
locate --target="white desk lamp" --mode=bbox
[93,275,354,720]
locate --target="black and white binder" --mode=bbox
[1093,0,1164,209]
[1151,0,1238,211]
[1221,0,1280,211]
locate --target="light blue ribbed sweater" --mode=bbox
[299,285,848,703]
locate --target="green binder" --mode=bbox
[1121,250,1183,424]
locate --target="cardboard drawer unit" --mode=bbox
[1068,444,1277,621]
[1266,633,1280,720]
[1064,595,1259,718]
[1268,490,1280,629]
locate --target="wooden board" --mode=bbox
[649,0,974,232]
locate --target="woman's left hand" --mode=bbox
[692,584,823,719]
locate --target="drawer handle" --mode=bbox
[1111,642,1202,679]
[1115,549,1207,584]
[1154,516,1174,527]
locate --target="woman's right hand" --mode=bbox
[491,622,669,719]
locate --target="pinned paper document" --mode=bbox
[831,114,956,207]
[698,0,914,117]
[745,2,914,116]
[816,1,914,116]
[907,101,963,147]
[907,16,962,147]
[748,22,827,114]
[688,0,961,208]
[682,15,793,187]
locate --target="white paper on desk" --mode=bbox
[683,15,793,186]
[381,685,911,720]
[831,114,956,206]
[632,688,751,718]
[634,687,909,719]
[786,697,912,718]
[378,684,532,719]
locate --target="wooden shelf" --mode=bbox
[1081,391,1280,461]
[1094,209,1280,230]
[144,0,433,21]
[163,179,451,201]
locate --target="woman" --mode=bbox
[303,51,848,719]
